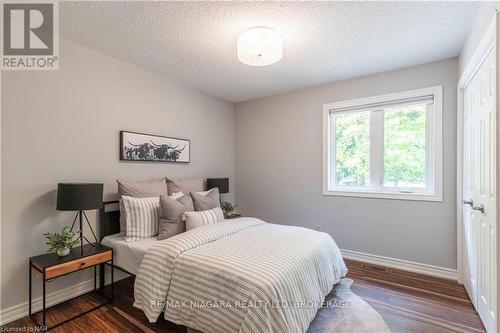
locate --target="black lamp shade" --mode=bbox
[206,178,229,194]
[56,183,103,211]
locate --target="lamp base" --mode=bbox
[70,210,98,254]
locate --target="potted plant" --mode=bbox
[220,201,238,218]
[44,226,79,257]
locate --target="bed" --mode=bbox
[99,180,347,333]
[101,233,157,275]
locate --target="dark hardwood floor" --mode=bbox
[346,259,485,333]
[3,260,485,332]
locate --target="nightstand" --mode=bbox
[29,244,113,330]
[225,213,242,219]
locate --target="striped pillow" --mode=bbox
[122,196,160,241]
[184,207,224,231]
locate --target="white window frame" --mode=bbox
[322,85,443,201]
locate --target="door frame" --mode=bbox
[456,12,498,330]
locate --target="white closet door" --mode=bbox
[463,48,497,333]
[463,72,478,306]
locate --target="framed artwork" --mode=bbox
[120,131,190,163]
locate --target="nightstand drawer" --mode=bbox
[45,251,112,279]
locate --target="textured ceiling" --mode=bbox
[60,1,479,103]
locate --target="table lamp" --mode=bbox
[56,183,103,254]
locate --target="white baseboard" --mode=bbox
[341,249,458,281]
[0,273,115,326]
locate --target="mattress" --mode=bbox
[101,233,158,275]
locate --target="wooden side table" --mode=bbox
[225,213,242,219]
[29,244,113,330]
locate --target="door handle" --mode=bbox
[462,199,473,206]
[473,204,485,214]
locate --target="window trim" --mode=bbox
[322,85,443,201]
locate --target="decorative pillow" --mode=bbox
[184,207,225,231]
[169,191,184,201]
[166,178,189,196]
[165,177,196,207]
[117,178,168,235]
[190,188,220,211]
[158,194,194,240]
[122,196,160,242]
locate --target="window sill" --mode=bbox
[323,189,443,202]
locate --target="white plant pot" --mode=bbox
[57,248,70,257]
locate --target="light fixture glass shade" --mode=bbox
[237,27,282,66]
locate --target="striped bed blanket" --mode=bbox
[133,217,347,333]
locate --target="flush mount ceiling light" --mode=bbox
[237,27,282,66]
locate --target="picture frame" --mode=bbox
[120,131,190,163]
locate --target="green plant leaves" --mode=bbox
[44,226,79,255]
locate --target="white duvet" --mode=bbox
[133,217,347,333]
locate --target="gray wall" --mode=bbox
[1,40,235,314]
[235,58,458,269]
[459,2,499,75]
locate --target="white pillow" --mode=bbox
[196,189,212,196]
[184,207,224,231]
[122,196,160,241]
[169,191,185,200]
[172,189,211,197]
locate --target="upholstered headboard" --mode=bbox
[98,178,205,241]
[99,200,120,242]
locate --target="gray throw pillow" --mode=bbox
[166,178,190,197]
[117,178,168,234]
[165,177,195,208]
[158,194,194,240]
[190,188,220,211]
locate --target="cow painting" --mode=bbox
[120,131,190,163]
[150,141,186,162]
[125,142,152,160]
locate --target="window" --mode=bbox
[323,86,443,201]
